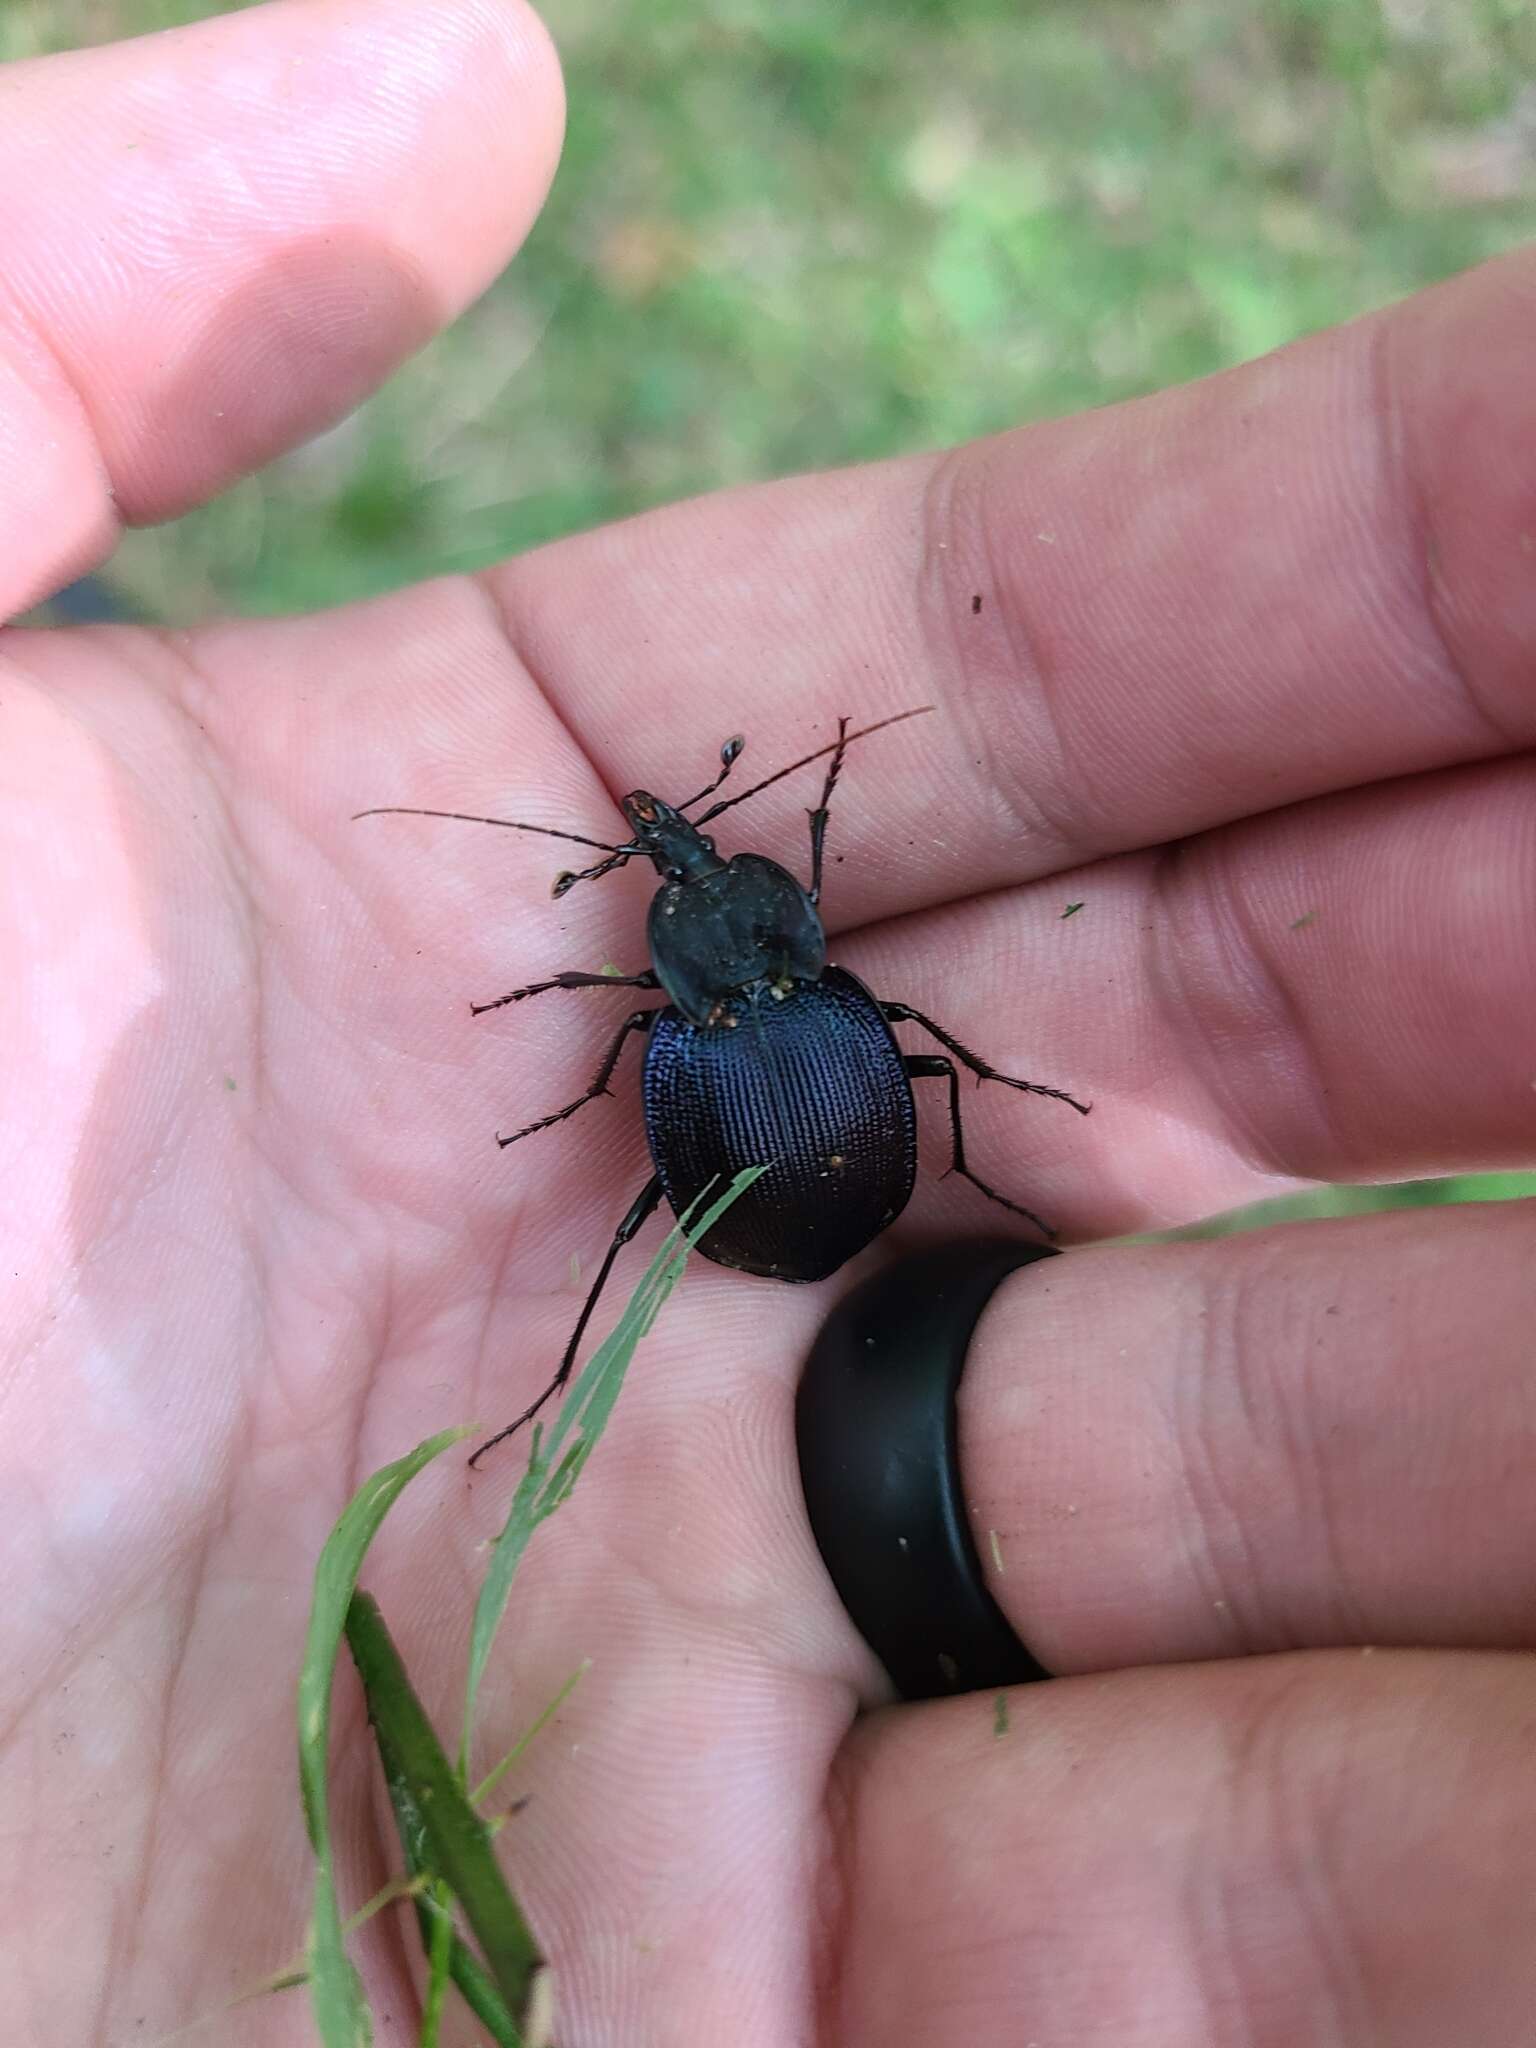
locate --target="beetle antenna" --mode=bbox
[691,705,934,828]
[351,806,623,856]
[551,848,637,899]
[678,735,746,814]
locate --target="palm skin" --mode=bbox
[5,7,1536,2047]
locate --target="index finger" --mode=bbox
[488,246,1535,908]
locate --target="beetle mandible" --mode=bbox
[357,706,1090,1462]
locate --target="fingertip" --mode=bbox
[386,0,566,308]
[0,0,569,594]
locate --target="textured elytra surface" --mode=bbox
[641,965,917,1281]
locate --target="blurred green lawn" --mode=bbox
[10,0,1535,1227]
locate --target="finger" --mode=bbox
[830,1650,1536,2047]
[845,748,1536,1227]
[1131,753,1536,1184]
[193,588,1531,1261]
[487,246,1536,911]
[950,1199,1536,1678]
[0,0,563,617]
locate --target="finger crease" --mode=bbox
[1368,311,1527,755]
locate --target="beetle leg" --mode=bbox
[805,715,852,906]
[496,1009,659,1148]
[469,1172,667,1467]
[883,1002,1091,1114]
[472,967,659,1017]
[905,1053,1057,1241]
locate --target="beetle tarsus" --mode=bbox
[884,1001,1090,1115]
[467,1375,566,1468]
[471,968,658,1017]
[469,1173,666,1468]
[906,1052,1059,1241]
[806,715,852,907]
[496,1008,658,1147]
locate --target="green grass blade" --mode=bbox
[161,1879,430,2040]
[346,1592,542,2022]
[461,1166,765,1767]
[417,1878,456,2048]
[470,1661,590,1810]
[380,1744,523,2045]
[298,1425,474,2048]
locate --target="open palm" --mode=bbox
[5,7,1536,2046]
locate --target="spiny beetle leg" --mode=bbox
[496,1009,659,1148]
[905,1052,1058,1241]
[806,715,852,908]
[471,967,659,1017]
[883,1000,1091,1114]
[468,1172,665,1467]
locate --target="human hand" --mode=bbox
[4,5,1535,2044]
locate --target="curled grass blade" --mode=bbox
[380,1740,523,2046]
[297,1425,473,2048]
[347,1592,542,2026]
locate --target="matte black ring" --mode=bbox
[796,1238,1059,1701]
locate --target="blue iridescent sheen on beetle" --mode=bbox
[357,708,1089,1461]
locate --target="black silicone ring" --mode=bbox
[796,1238,1060,1701]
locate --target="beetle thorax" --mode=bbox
[644,850,828,1025]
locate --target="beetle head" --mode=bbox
[620,790,725,884]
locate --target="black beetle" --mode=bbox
[357,707,1089,1460]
